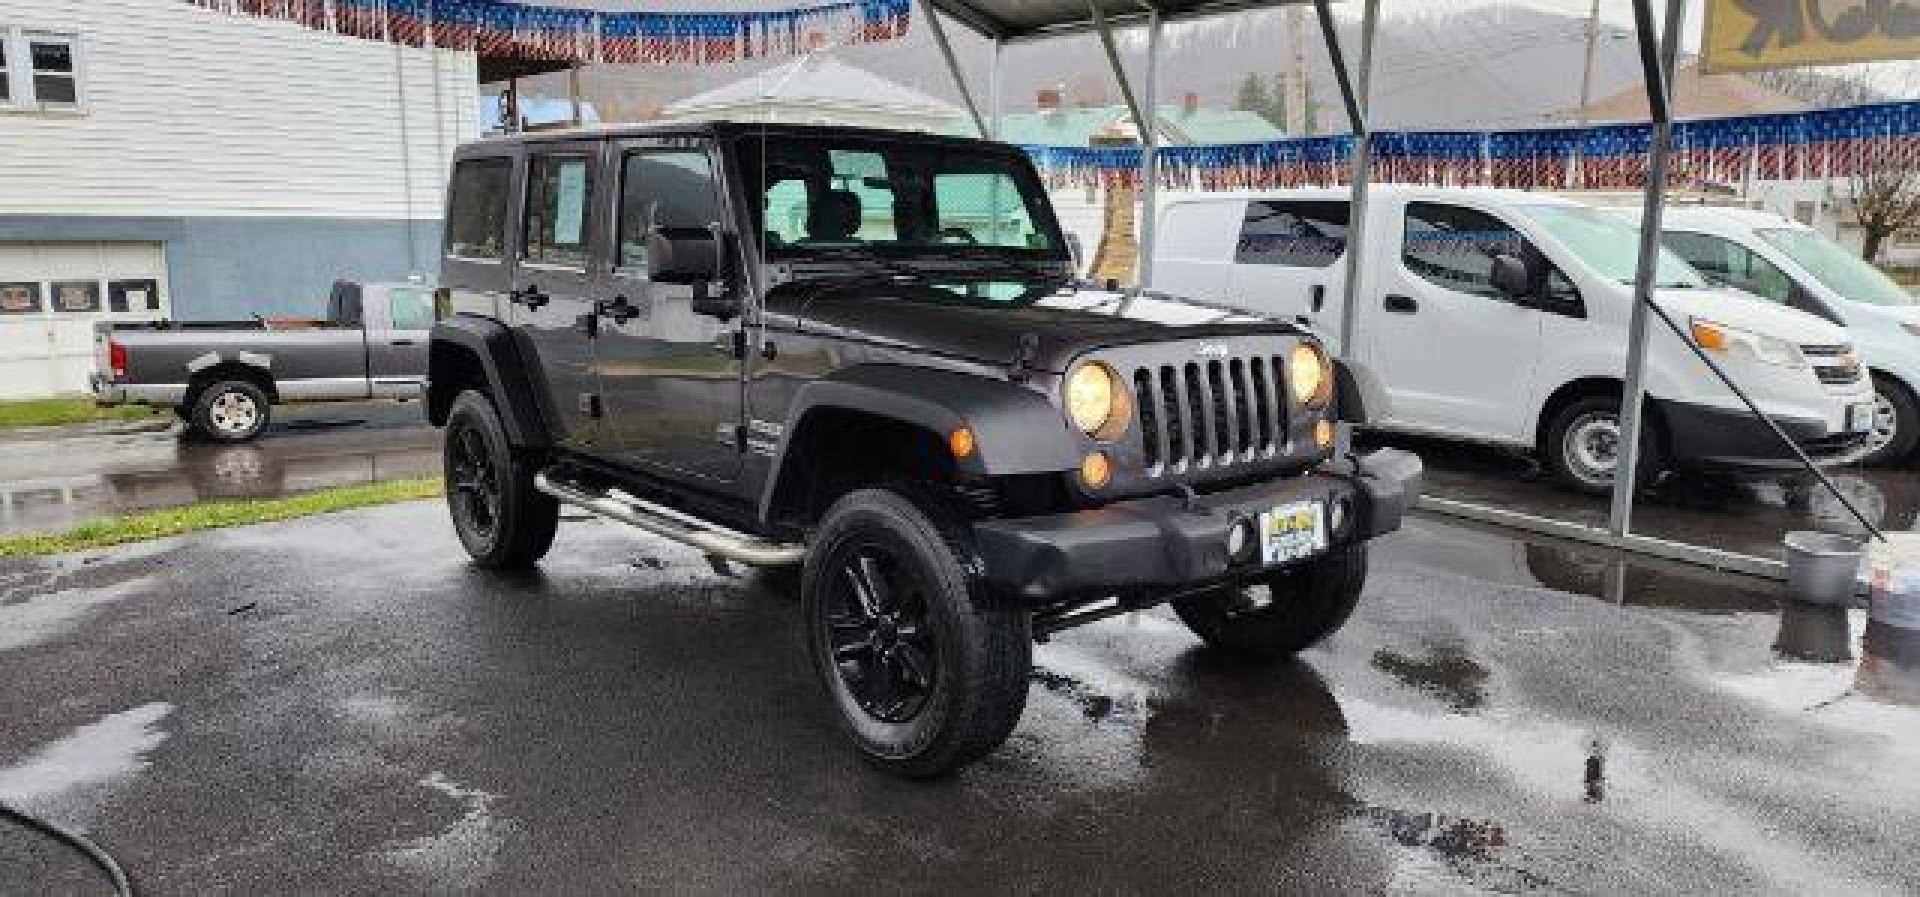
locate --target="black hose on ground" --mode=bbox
[0,800,134,897]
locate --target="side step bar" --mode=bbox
[534,471,806,567]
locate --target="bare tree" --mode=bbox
[1850,166,1920,263]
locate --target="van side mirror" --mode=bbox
[1490,253,1533,299]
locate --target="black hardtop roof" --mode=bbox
[457,121,1018,155]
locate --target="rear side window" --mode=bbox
[445,158,511,260]
[1401,202,1526,298]
[388,288,436,330]
[1235,200,1349,267]
[524,153,595,268]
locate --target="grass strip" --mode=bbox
[0,396,160,429]
[0,477,445,556]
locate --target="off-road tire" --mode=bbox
[444,389,558,569]
[1172,545,1368,660]
[1863,374,1919,466]
[185,380,272,443]
[1542,394,1663,496]
[802,487,1030,778]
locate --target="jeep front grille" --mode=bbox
[1132,356,1288,473]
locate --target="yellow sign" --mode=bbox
[1703,1,1920,73]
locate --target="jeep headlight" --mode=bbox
[1290,344,1332,406]
[1689,318,1804,368]
[1065,362,1128,438]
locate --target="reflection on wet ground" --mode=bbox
[0,403,437,535]
[1385,432,1920,562]
[8,502,1915,892]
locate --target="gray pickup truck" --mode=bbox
[93,280,434,441]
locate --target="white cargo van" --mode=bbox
[1154,188,1874,494]
[1659,206,1920,466]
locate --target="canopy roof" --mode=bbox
[926,0,1310,42]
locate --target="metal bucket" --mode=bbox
[1785,531,1864,606]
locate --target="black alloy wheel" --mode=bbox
[822,542,941,722]
[448,423,501,542]
[442,389,558,569]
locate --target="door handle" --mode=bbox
[1383,294,1419,314]
[712,330,746,358]
[595,294,642,325]
[511,285,550,310]
[389,339,417,346]
[1310,284,1327,313]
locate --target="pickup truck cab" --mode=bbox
[93,280,434,442]
[1659,206,1920,465]
[426,123,1421,777]
[1154,188,1874,494]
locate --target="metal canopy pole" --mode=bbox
[1138,7,1164,288]
[989,37,1004,139]
[1315,0,1376,358]
[1608,0,1680,537]
[921,0,991,137]
[1088,1,1150,137]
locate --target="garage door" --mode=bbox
[0,242,172,399]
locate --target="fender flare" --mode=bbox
[427,315,552,449]
[758,364,1084,520]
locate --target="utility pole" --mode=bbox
[1576,0,1600,125]
[1285,5,1310,135]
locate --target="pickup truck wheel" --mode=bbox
[444,389,558,569]
[802,487,1030,778]
[186,380,271,443]
[1543,395,1663,496]
[1172,545,1367,661]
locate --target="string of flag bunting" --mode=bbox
[1019,100,1920,193]
[182,0,913,64]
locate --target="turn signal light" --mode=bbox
[1315,419,1335,450]
[1080,451,1113,489]
[1690,320,1728,351]
[949,427,976,459]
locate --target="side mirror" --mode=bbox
[645,229,721,285]
[1490,253,1533,299]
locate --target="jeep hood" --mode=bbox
[1656,287,1851,345]
[766,285,1295,372]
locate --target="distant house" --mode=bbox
[0,0,478,398]
[998,89,1285,147]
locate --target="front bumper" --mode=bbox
[972,448,1423,602]
[1654,397,1871,469]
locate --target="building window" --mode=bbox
[0,29,82,111]
[0,282,42,314]
[50,280,100,313]
[109,279,161,313]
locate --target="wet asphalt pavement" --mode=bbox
[3,501,1917,894]
[0,403,438,536]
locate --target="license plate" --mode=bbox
[1848,402,1876,433]
[1260,500,1328,566]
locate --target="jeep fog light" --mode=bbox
[1290,344,1331,406]
[1079,451,1113,489]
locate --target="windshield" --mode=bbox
[1757,227,1917,307]
[1519,204,1705,287]
[736,134,1067,262]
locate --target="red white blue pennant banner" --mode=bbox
[1025,100,1920,193]
[183,0,913,64]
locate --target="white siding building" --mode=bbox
[0,0,479,398]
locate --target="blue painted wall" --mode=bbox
[0,215,441,320]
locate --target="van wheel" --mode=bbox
[1863,374,1918,466]
[1172,545,1368,660]
[444,389,558,569]
[186,380,271,443]
[1543,395,1663,496]
[802,487,1030,778]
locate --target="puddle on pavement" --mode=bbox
[0,703,175,824]
[1391,432,1920,564]
[0,440,439,536]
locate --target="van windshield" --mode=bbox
[1519,205,1705,288]
[1757,228,1917,307]
[736,134,1067,263]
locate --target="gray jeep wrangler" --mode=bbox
[428,122,1421,777]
